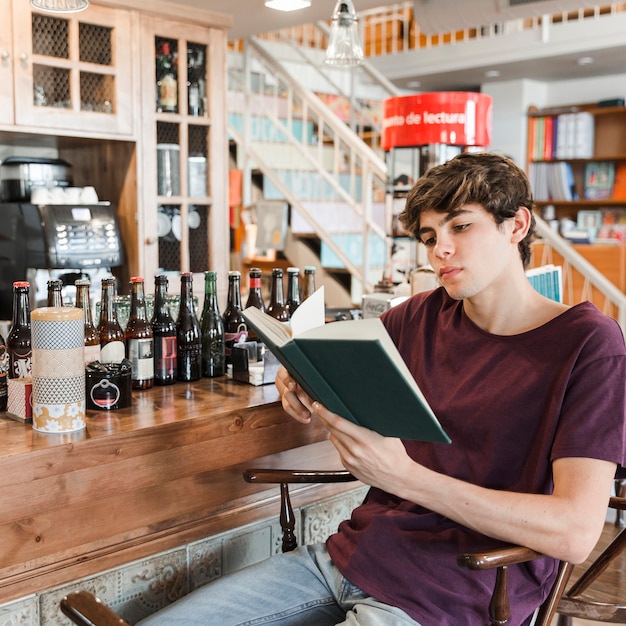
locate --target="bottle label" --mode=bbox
[84,343,101,366]
[250,277,261,289]
[160,74,177,109]
[100,340,126,364]
[11,350,32,378]
[224,323,248,357]
[128,338,155,381]
[189,84,200,110]
[155,335,177,378]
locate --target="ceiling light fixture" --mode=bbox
[264,0,311,11]
[30,0,89,12]
[324,0,364,67]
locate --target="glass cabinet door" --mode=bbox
[139,16,229,289]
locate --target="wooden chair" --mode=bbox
[59,474,626,626]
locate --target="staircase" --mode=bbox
[227,28,402,305]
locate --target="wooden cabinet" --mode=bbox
[137,15,229,294]
[0,1,134,137]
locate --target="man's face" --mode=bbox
[417,203,519,301]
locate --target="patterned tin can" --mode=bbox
[31,307,85,433]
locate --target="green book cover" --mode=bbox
[242,302,450,443]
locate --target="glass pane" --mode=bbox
[32,14,69,59]
[80,72,114,113]
[188,125,208,197]
[157,123,181,197]
[188,204,209,273]
[155,36,179,114]
[79,23,112,65]
[186,42,207,117]
[32,64,70,108]
[158,204,181,271]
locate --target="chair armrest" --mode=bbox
[457,545,544,570]
[60,591,130,626]
[243,468,357,484]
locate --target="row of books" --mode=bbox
[529,111,594,161]
[526,264,563,303]
[529,161,575,201]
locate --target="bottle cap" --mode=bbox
[75,278,91,286]
[130,276,145,283]
[13,281,29,288]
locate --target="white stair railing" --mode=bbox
[533,216,626,333]
[228,36,389,295]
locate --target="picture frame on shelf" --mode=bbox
[577,209,603,241]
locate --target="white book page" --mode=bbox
[290,286,325,337]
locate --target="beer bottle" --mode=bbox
[176,272,202,381]
[47,279,64,307]
[0,332,8,411]
[75,278,101,365]
[126,277,154,390]
[303,265,316,300]
[200,270,225,377]
[7,281,32,379]
[245,267,265,342]
[98,278,126,364]
[151,275,177,385]
[222,270,247,366]
[266,268,290,324]
[285,266,301,316]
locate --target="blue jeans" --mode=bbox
[136,543,420,625]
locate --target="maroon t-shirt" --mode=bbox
[327,288,626,626]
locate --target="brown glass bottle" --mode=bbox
[245,267,265,342]
[176,272,202,381]
[75,278,101,365]
[0,331,7,410]
[285,267,301,316]
[7,281,32,379]
[126,277,154,389]
[267,268,290,324]
[47,279,63,307]
[303,265,316,300]
[151,275,177,385]
[222,270,247,366]
[98,278,126,364]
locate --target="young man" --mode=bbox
[139,153,626,625]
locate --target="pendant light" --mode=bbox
[324,0,364,67]
[264,0,311,11]
[30,0,89,13]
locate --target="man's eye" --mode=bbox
[422,237,436,247]
[453,223,470,232]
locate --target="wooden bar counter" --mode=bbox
[0,378,347,605]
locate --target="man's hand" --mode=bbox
[311,400,415,493]
[275,365,315,424]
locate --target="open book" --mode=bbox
[242,291,450,442]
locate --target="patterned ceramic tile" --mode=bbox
[303,486,368,545]
[188,536,223,590]
[222,525,272,574]
[0,596,39,626]
[115,548,188,623]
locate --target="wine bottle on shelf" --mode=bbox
[75,278,101,365]
[266,268,290,324]
[126,277,154,390]
[156,41,178,114]
[285,267,301,316]
[200,270,225,377]
[98,278,126,364]
[151,275,177,385]
[47,279,63,307]
[187,47,204,117]
[303,265,316,300]
[222,270,247,366]
[7,281,32,379]
[176,272,202,382]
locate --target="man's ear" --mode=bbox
[511,206,532,243]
